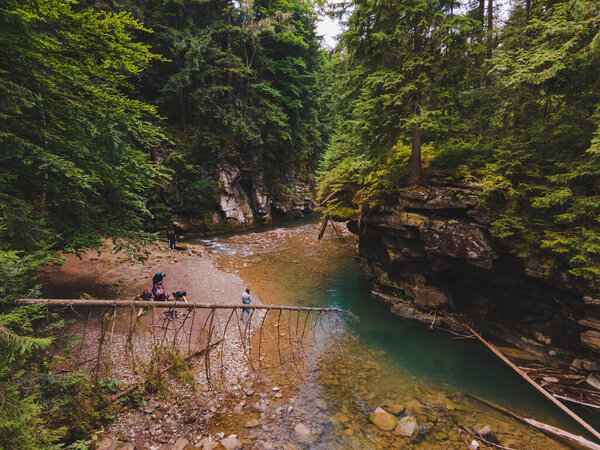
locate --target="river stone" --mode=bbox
[395,415,419,438]
[171,437,190,450]
[94,436,118,450]
[382,400,404,415]
[448,430,461,441]
[245,419,260,428]
[334,412,350,423]
[314,398,327,410]
[474,424,491,436]
[294,423,311,441]
[220,435,243,450]
[369,407,398,431]
[198,437,218,450]
[405,399,426,415]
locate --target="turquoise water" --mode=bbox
[199,217,599,444]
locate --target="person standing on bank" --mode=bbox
[241,288,251,322]
[171,227,177,249]
[167,228,177,250]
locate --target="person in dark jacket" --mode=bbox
[152,272,165,295]
[167,229,175,249]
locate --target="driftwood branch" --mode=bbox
[553,394,600,411]
[317,214,329,240]
[456,424,516,450]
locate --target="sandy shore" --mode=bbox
[39,240,295,449]
[41,240,258,308]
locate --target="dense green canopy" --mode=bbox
[2,0,600,446]
[318,0,600,278]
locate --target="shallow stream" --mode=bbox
[198,216,595,448]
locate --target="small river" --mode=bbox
[198,215,594,448]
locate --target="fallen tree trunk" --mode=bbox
[15,298,351,315]
[462,323,600,443]
[317,213,329,240]
[468,394,600,450]
[554,394,600,411]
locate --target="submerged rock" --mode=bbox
[314,398,327,410]
[245,419,260,428]
[369,407,398,431]
[395,415,419,438]
[294,423,311,441]
[171,437,189,450]
[382,400,404,415]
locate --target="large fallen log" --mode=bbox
[462,323,600,443]
[15,298,352,315]
[468,394,600,450]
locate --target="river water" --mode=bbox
[198,216,593,448]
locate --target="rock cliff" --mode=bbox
[170,162,316,233]
[347,183,600,375]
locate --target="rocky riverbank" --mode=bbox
[347,182,600,390]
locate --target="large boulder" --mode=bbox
[220,435,243,450]
[251,170,272,223]
[420,219,495,269]
[397,186,479,210]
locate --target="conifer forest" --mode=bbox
[2,0,600,448]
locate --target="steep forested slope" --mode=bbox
[87,0,327,229]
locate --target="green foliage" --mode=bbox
[183,178,220,207]
[319,0,600,279]
[89,0,325,213]
[0,0,171,254]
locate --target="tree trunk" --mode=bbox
[409,125,422,185]
[410,25,423,186]
[479,0,485,27]
[525,0,531,21]
[176,52,187,139]
[486,0,494,81]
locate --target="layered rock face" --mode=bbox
[348,183,600,372]
[173,162,316,232]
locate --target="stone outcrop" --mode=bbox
[171,161,316,233]
[218,163,254,227]
[348,183,600,374]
